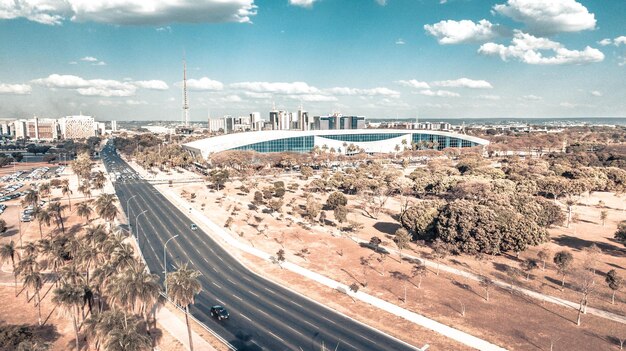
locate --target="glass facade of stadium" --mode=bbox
[229,133,481,153]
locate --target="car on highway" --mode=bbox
[190,223,198,231]
[210,305,229,320]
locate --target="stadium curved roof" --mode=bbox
[183,129,489,159]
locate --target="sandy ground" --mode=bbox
[158,168,626,351]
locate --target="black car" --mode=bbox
[210,305,229,320]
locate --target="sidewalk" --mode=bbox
[155,304,217,351]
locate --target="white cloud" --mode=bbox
[417,89,460,97]
[395,38,405,45]
[477,94,501,100]
[598,38,612,46]
[0,0,256,25]
[92,61,107,66]
[432,78,493,89]
[184,77,224,91]
[479,30,604,65]
[286,94,338,102]
[424,19,500,44]
[590,90,602,97]
[243,92,272,99]
[156,26,172,32]
[493,0,596,34]
[32,74,169,97]
[289,0,318,8]
[223,95,242,102]
[0,83,32,95]
[615,36,626,46]
[134,80,169,90]
[68,61,78,65]
[80,56,98,62]
[231,81,320,95]
[325,87,400,97]
[521,94,542,101]
[375,0,388,6]
[395,80,430,89]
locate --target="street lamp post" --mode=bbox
[163,234,179,297]
[135,210,147,240]
[126,194,137,229]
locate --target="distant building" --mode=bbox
[313,114,364,130]
[298,109,310,131]
[59,115,96,139]
[27,117,60,140]
[111,120,118,132]
[208,118,225,133]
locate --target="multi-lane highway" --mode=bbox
[101,141,419,351]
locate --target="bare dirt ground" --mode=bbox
[162,170,626,351]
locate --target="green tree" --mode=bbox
[333,206,348,224]
[553,250,574,289]
[22,268,43,325]
[166,263,202,351]
[326,191,347,210]
[615,221,626,246]
[606,269,623,305]
[48,202,67,233]
[300,166,314,180]
[61,183,73,211]
[393,228,411,261]
[399,202,440,240]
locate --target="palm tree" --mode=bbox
[48,201,67,233]
[23,242,38,257]
[93,171,106,191]
[77,242,100,284]
[77,202,93,223]
[104,317,152,351]
[61,183,73,210]
[23,268,44,325]
[110,243,135,271]
[24,190,40,208]
[52,283,85,351]
[166,263,202,351]
[95,193,119,223]
[38,182,51,202]
[84,224,108,251]
[0,241,19,295]
[78,180,92,199]
[34,207,51,239]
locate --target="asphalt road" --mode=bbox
[101,142,420,351]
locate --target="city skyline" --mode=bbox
[0,0,625,121]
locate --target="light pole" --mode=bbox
[135,210,147,240]
[126,194,137,229]
[163,234,179,297]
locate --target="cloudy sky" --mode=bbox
[0,0,624,121]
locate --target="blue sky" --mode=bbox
[0,0,624,121]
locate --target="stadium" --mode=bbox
[182,129,489,159]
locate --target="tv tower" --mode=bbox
[182,58,190,127]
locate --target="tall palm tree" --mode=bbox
[77,202,93,223]
[104,317,152,351]
[24,190,40,208]
[38,182,51,203]
[0,241,19,295]
[48,201,66,234]
[166,263,202,351]
[23,242,38,257]
[23,268,44,325]
[52,283,85,351]
[76,242,100,284]
[78,180,92,199]
[61,183,73,211]
[110,243,135,271]
[84,224,108,252]
[95,194,118,223]
[33,207,51,239]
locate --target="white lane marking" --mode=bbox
[226,278,235,284]
[212,282,221,289]
[303,320,316,328]
[248,290,259,298]
[359,335,376,344]
[320,315,337,325]
[268,331,285,342]
[242,275,252,282]
[264,287,276,294]
[290,300,303,308]
[212,267,218,272]
[241,313,252,322]
[273,304,286,312]
[233,294,243,301]
[216,298,225,305]
[203,258,209,263]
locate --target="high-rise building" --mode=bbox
[26,117,60,140]
[298,108,310,131]
[340,116,365,130]
[208,118,225,133]
[111,120,118,132]
[250,112,262,131]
